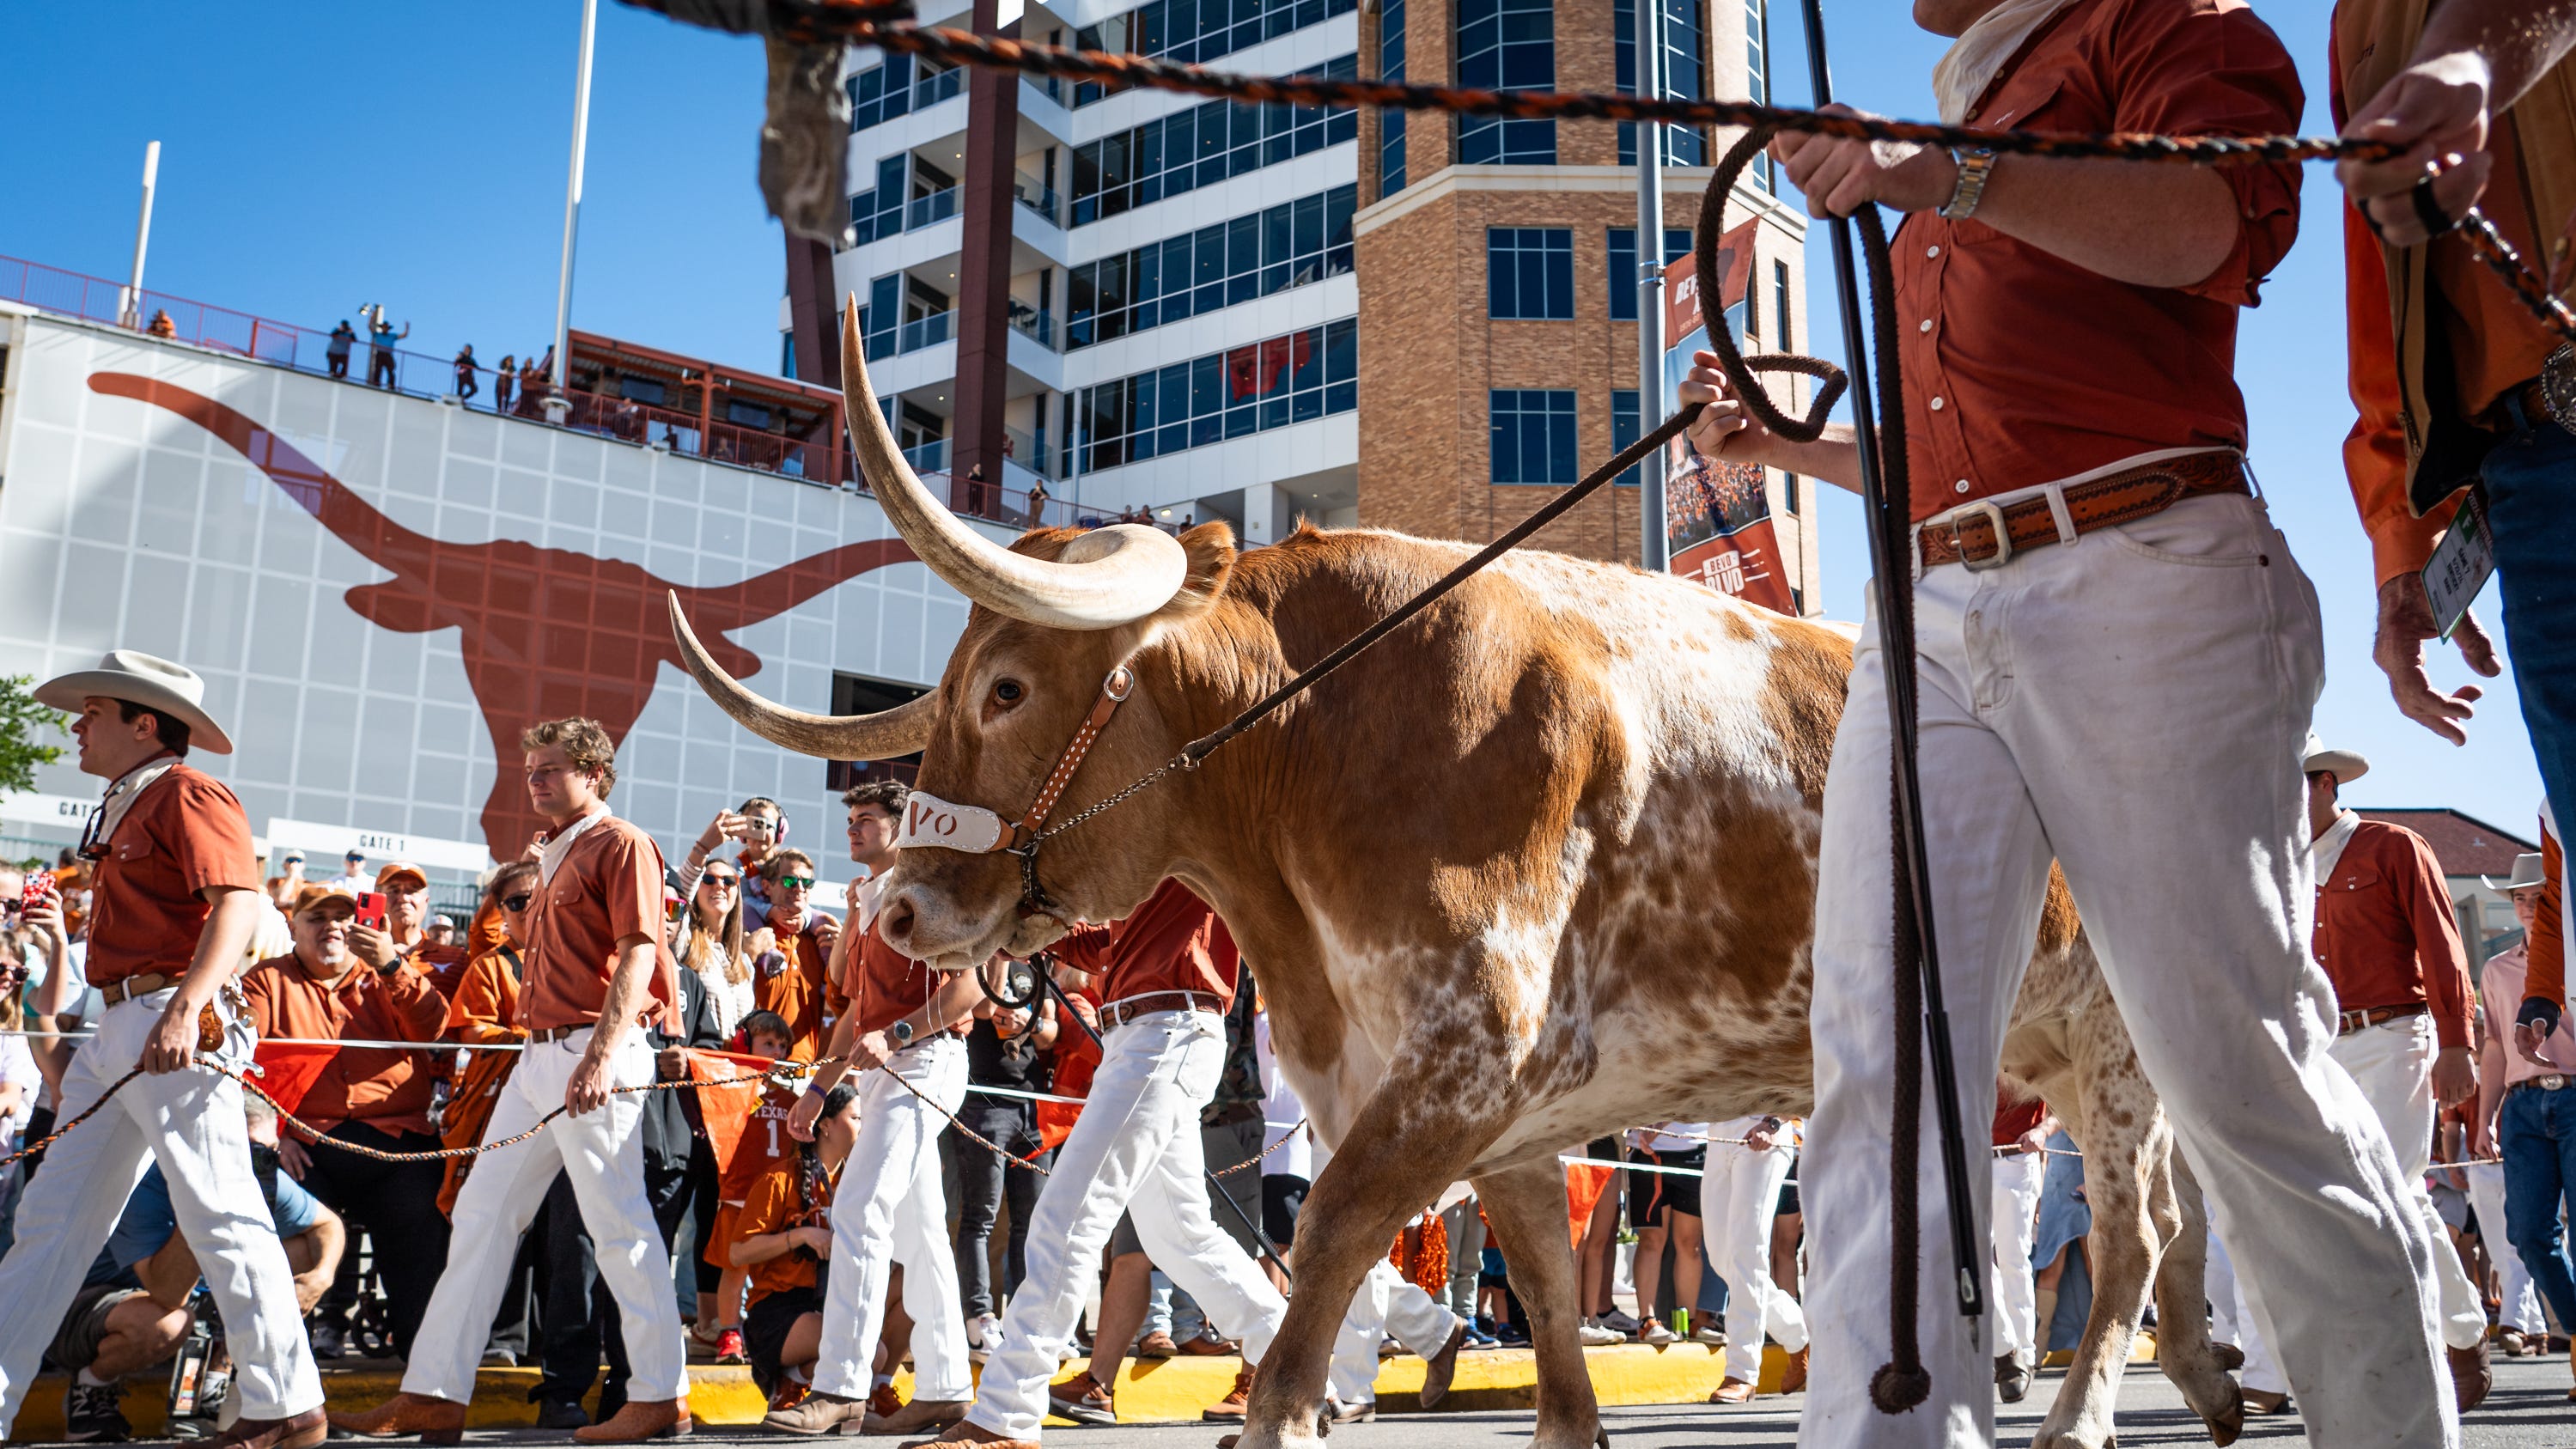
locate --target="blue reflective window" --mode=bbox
[1487,228,1574,320]
[1606,227,1694,321]
[1458,0,1556,164]
[1489,389,1579,485]
[1075,321,1360,474]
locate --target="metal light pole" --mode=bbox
[551,0,600,391]
[120,141,161,330]
[1634,0,1669,571]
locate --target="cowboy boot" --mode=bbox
[202,1407,327,1449]
[1421,1321,1471,1409]
[575,1397,691,1442]
[329,1393,467,1446]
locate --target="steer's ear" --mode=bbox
[1151,521,1237,623]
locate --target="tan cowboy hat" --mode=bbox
[35,649,234,755]
[2299,732,2367,786]
[2484,852,2547,893]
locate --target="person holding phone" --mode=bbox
[241,884,453,1361]
[335,717,688,1446]
[0,650,324,1449]
[679,798,789,930]
[350,862,472,998]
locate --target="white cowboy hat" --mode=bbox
[2484,852,2547,893]
[34,649,234,755]
[2299,731,2367,786]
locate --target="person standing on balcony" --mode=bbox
[454,345,480,405]
[326,321,356,380]
[495,354,518,414]
[365,309,409,390]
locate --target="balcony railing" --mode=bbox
[1003,426,1052,478]
[1006,305,1057,350]
[905,186,960,230]
[1013,174,1062,227]
[898,310,954,354]
[902,438,951,473]
[913,64,964,110]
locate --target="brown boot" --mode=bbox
[203,1407,327,1449]
[1046,1370,1116,1427]
[863,1397,970,1436]
[2239,1388,2293,1416]
[1708,1378,1756,1405]
[1779,1346,1811,1396]
[2449,1338,2493,1414]
[1135,1330,1180,1360]
[575,1398,691,1442]
[765,1391,872,1436]
[1421,1321,1471,1410]
[898,1424,1039,1449]
[328,1393,466,1446]
[1203,1361,1256,1422]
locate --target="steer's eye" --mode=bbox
[993,679,1024,705]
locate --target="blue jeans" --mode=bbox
[2498,1083,2576,1329]
[2485,403,2576,825]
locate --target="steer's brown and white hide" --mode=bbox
[670,316,2234,1449]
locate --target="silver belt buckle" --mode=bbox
[2542,344,2576,436]
[1954,500,2013,572]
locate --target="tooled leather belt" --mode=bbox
[1916,451,2250,571]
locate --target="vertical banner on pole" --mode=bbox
[1658,219,1794,613]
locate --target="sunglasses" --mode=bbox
[701,874,740,889]
[776,875,816,890]
[502,892,533,912]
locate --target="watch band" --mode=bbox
[1940,147,1997,221]
[891,1019,915,1046]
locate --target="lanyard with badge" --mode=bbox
[2421,486,2497,642]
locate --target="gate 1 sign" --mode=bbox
[1658,223,1795,616]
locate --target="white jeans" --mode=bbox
[1705,1123,1806,1384]
[813,1036,971,1403]
[969,1010,1287,1440]
[2235,1016,2489,1393]
[0,991,322,1429]
[2462,1161,2543,1335]
[403,1026,685,1404]
[1800,489,2454,1449]
[1988,1153,2047,1361]
[1331,1261,1460,1404]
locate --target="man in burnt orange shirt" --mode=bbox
[756,849,841,1060]
[337,718,688,1445]
[2229,739,2489,1411]
[1678,1,2454,1441]
[243,883,454,1361]
[0,651,324,1449]
[2329,3,2576,1008]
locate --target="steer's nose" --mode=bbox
[880,890,922,954]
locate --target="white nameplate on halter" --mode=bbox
[898,793,1011,854]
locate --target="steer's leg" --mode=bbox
[1476,1158,1604,1449]
[2149,1150,2244,1446]
[2030,1047,2155,1449]
[1233,1081,1494,1449]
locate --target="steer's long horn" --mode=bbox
[667,593,938,759]
[838,297,1187,630]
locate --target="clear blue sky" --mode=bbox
[0,1,2540,836]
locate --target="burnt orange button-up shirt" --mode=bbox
[1893,0,2301,519]
[242,953,452,1138]
[2313,816,2475,1050]
[1053,880,1239,1010]
[86,758,262,988]
[520,814,678,1032]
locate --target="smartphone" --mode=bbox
[350,892,387,930]
[21,872,57,911]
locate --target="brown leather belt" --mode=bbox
[530,1023,589,1043]
[2336,1002,2428,1038]
[99,972,174,1007]
[1916,452,2250,571]
[1099,991,1226,1030]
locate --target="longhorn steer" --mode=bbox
[671,307,2236,1449]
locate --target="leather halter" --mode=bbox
[892,665,1136,923]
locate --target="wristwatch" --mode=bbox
[890,1019,915,1047]
[1940,147,1997,221]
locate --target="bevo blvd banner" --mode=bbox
[1659,222,1795,615]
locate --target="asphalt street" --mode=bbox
[33,1355,2572,1448]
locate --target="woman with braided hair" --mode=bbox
[730,1081,861,1407]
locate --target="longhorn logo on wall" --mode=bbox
[87,374,916,858]
[1658,222,1795,615]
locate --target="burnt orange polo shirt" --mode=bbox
[242,953,451,1138]
[720,1081,805,1203]
[1892,0,2301,519]
[846,919,942,1037]
[85,758,261,988]
[2313,817,2475,1050]
[518,814,678,1032]
[756,914,838,1060]
[1051,880,1239,1010]
[734,1160,837,1305]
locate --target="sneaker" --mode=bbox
[481,1347,519,1367]
[767,1382,810,1415]
[965,1314,1002,1365]
[308,1322,348,1361]
[1048,1370,1117,1428]
[1596,1308,1642,1336]
[64,1379,131,1443]
[1578,1319,1624,1347]
[1639,1319,1678,1346]
[1495,1321,1532,1348]
[1202,1363,1256,1422]
[536,1401,592,1431]
[1463,1326,1500,1349]
[1136,1330,1181,1360]
[1690,1324,1728,1347]
[868,1385,904,1422]
[715,1328,746,1366]
[1377,1336,1403,1360]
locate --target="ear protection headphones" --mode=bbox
[740,796,788,843]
